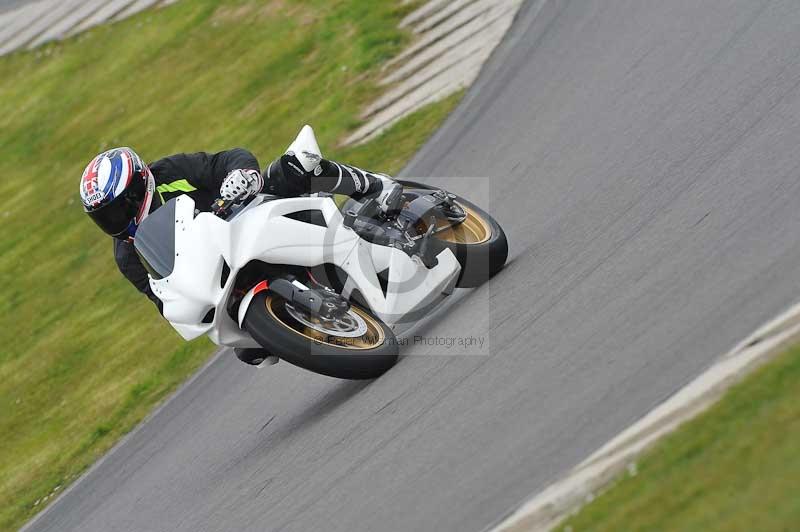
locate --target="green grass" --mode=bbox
[0,1,464,530]
[560,345,800,532]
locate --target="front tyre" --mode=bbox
[399,180,509,288]
[243,292,399,380]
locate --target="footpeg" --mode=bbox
[257,356,280,368]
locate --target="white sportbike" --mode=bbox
[134,127,508,379]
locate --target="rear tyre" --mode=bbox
[399,180,508,288]
[243,292,399,380]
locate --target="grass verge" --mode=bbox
[0,1,464,530]
[559,344,800,532]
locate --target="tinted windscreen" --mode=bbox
[134,199,177,280]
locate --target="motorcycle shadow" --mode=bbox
[251,378,372,450]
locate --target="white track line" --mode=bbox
[0,0,50,49]
[399,0,451,29]
[345,0,523,146]
[488,301,800,532]
[111,0,161,23]
[66,0,138,37]
[382,3,521,86]
[0,0,175,56]
[27,0,108,49]
[0,0,84,54]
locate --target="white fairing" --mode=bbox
[150,192,460,348]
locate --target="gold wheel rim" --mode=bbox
[265,296,385,350]
[435,205,492,245]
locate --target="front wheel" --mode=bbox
[399,180,508,288]
[243,292,399,380]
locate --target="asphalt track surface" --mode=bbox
[25,1,800,531]
[0,0,28,14]
[0,0,41,12]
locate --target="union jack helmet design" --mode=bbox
[80,147,155,239]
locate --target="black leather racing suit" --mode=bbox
[115,148,389,312]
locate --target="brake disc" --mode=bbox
[285,304,369,338]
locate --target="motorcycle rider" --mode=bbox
[80,129,400,366]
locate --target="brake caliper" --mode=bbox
[268,278,350,320]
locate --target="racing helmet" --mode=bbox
[80,147,155,239]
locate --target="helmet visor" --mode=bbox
[86,174,146,238]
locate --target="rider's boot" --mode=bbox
[234,348,279,367]
[262,125,402,207]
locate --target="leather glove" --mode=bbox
[220,169,264,201]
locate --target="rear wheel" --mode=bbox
[399,180,508,288]
[243,292,399,380]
